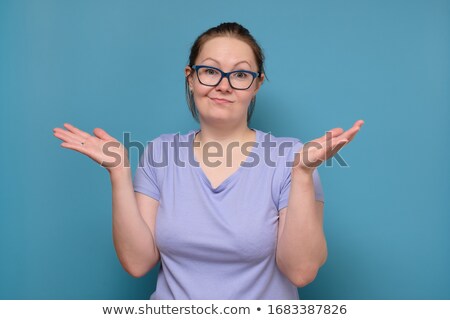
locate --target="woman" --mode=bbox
[53,22,363,299]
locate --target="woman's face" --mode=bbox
[186,36,264,126]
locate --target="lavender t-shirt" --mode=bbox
[133,128,324,299]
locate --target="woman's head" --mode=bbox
[185,22,265,125]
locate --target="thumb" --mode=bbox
[93,128,116,141]
[327,127,344,139]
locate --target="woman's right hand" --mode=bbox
[53,123,129,173]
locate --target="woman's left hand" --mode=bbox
[293,120,364,175]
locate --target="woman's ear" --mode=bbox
[254,73,265,94]
[185,66,194,90]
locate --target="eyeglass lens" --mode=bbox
[197,67,255,89]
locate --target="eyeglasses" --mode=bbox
[191,65,260,90]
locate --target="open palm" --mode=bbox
[293,120,364,174]
[53,123,128,172]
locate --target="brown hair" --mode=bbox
[185,22,266,124]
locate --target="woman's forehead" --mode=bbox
[196,37,257,68]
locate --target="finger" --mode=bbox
[354,119,365,128]
[325,138,349,158]
[332,140,348,155]
[340,124,362,143]
[331,138,349,149]
[346,127,361,142]
[93,128,116,141]
[54,130,84,145]
[327,127,344,139]
[337,119,364,142]
[316,127,344,143]
[60,141,99,160]
[60,142,85,153]
[63,123,90,139]
[54,128,85,144]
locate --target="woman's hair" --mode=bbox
[185,22,266,124]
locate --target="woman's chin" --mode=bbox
[199,106,230,118]
[198,112,235,125]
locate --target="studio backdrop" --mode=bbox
[0,0,449,299]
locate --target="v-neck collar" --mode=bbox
[189,128,260,193]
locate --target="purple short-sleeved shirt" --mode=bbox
[133,128,324,299]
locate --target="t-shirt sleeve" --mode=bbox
[133,139,161,201]
[278,141,324,211]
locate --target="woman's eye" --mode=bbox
[233,72,248,79]
[204,68,218,75]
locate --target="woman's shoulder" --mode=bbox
[146,129,198,145]
[254,128,303,150]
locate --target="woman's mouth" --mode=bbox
[209,97,233,104]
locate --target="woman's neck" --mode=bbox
[194,123,255,147]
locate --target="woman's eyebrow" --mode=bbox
[199,58,252,69]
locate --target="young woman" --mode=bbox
[53,22,363,299]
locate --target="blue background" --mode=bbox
[0,0,449,299]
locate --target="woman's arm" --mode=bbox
[110,168,160,277]
[276,170,326,287]
[54,123,160,277]
[276,120,364,287]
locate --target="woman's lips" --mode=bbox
[209,97,233,104]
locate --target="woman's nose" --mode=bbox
[215,76,232,92]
